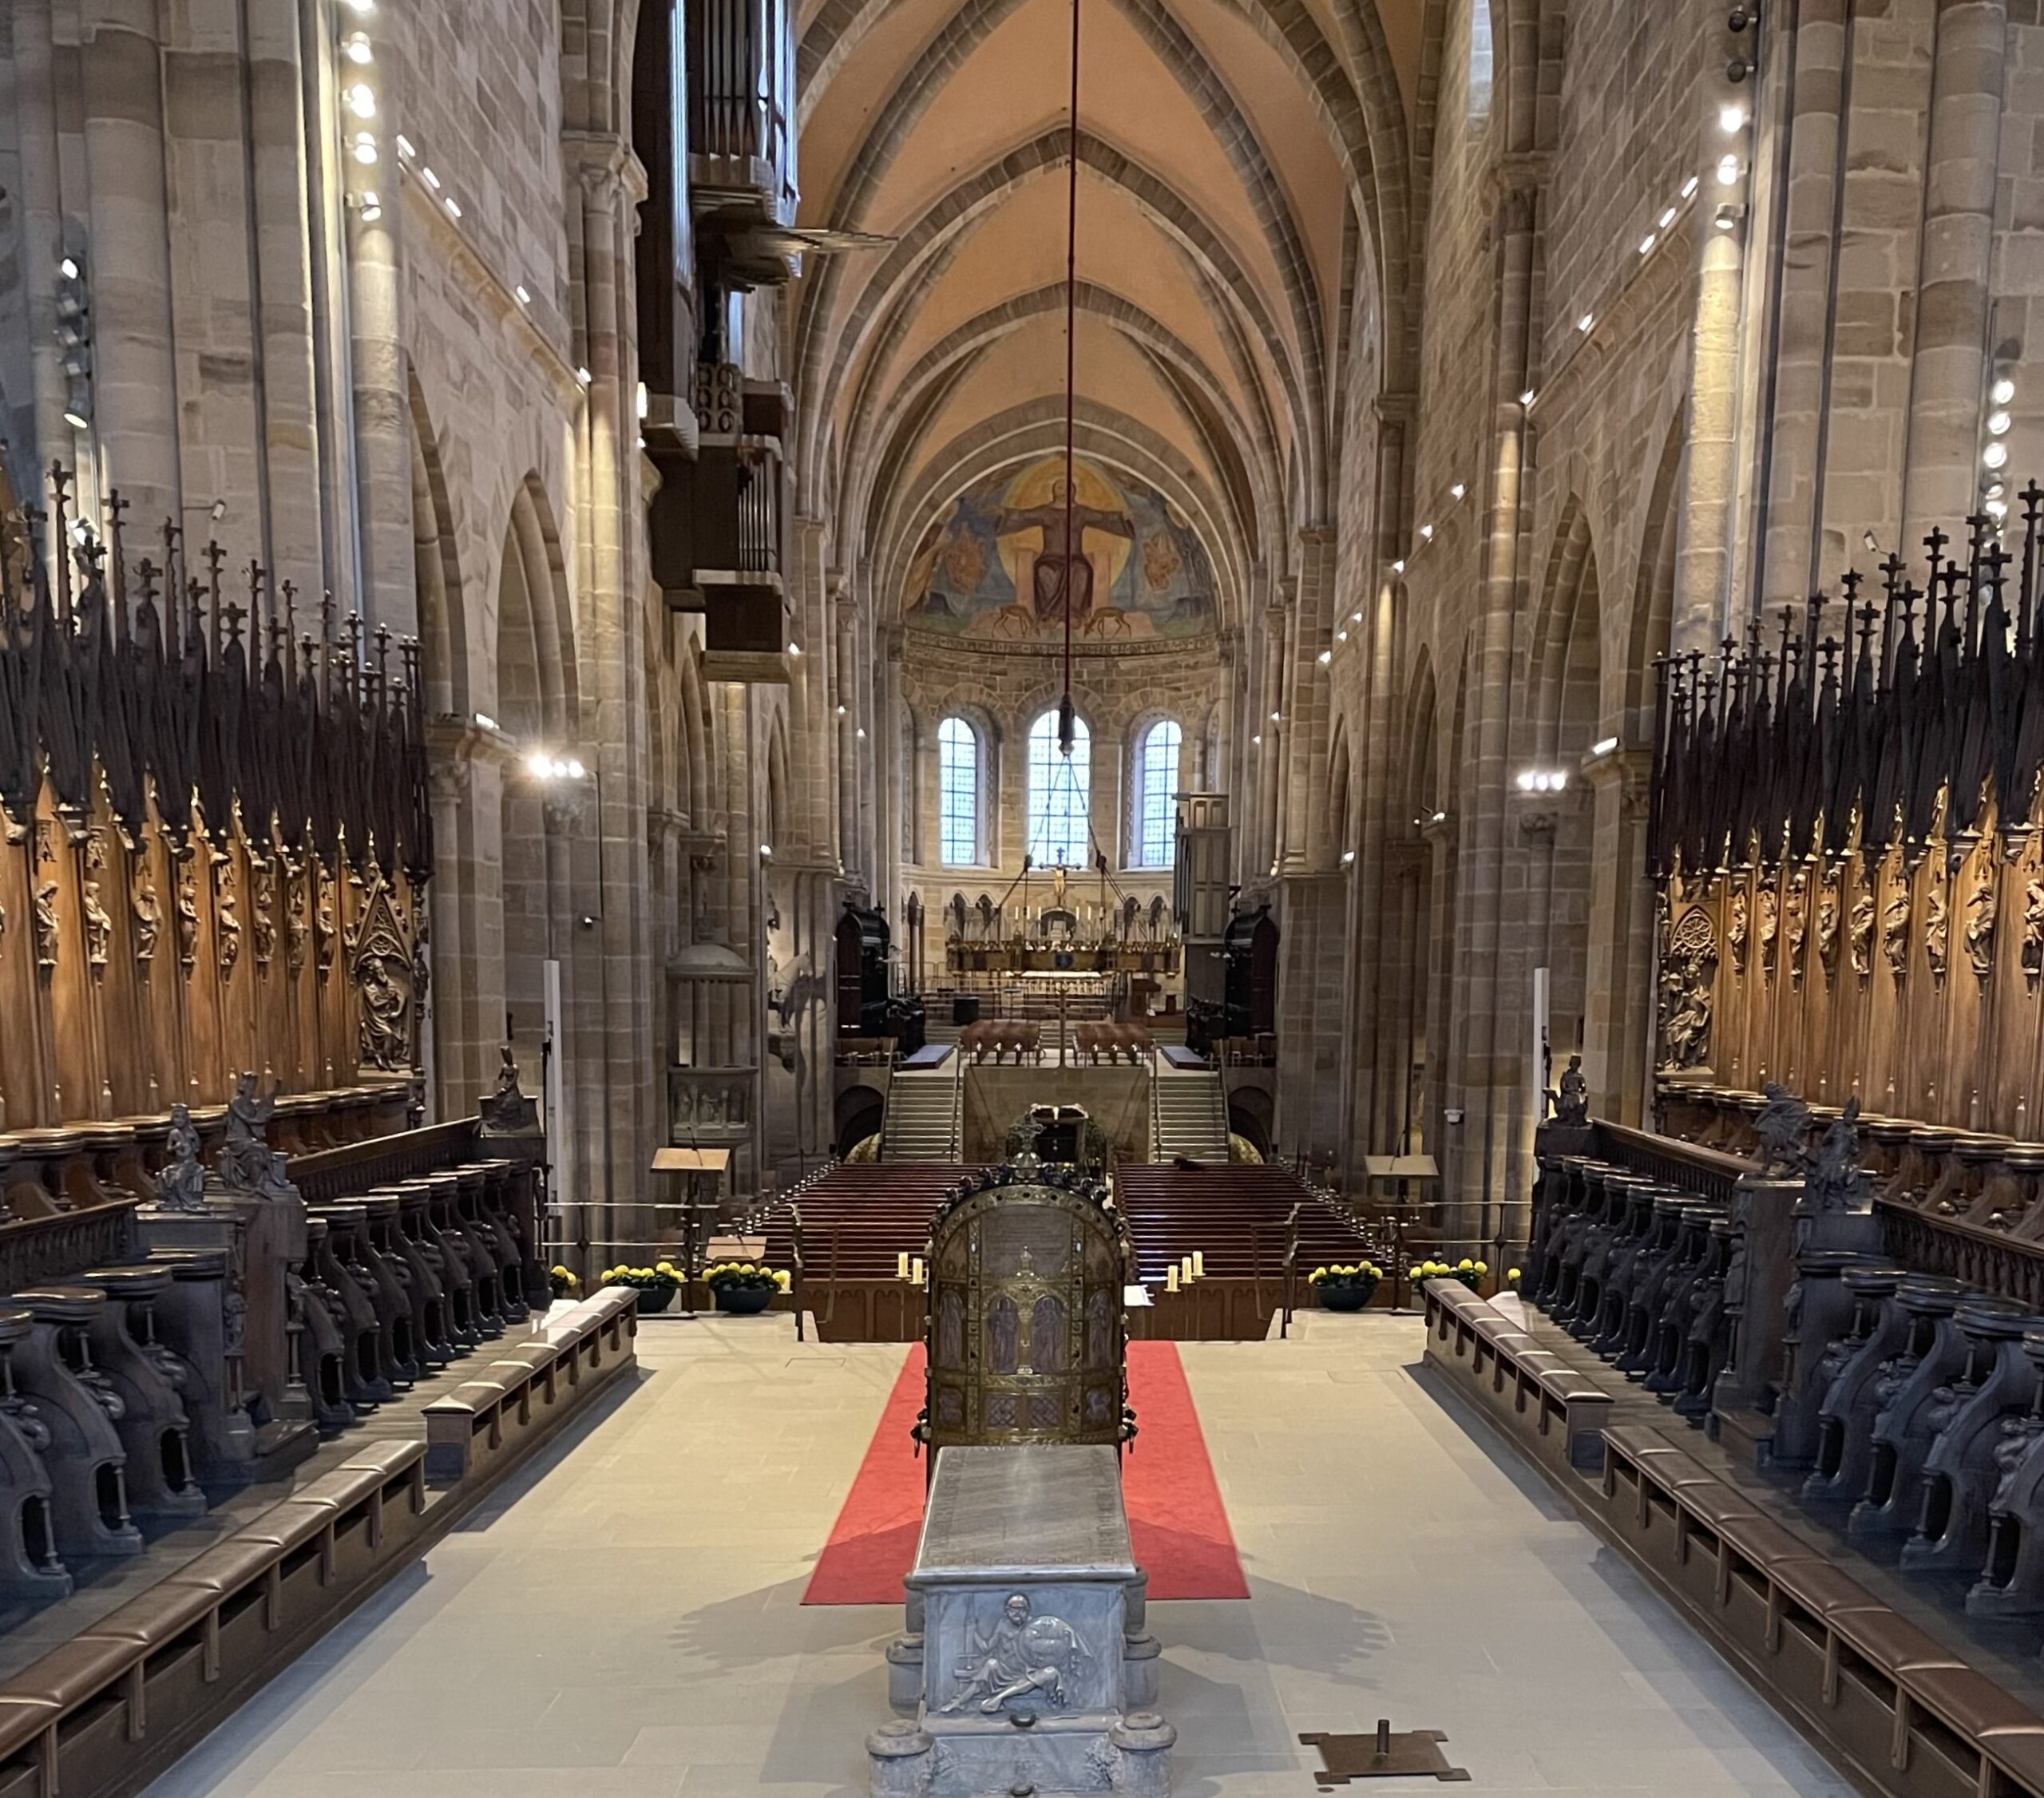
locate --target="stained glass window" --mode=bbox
[1135,720,1182,869]
[939,716,979,865]
[1027,709,1091,866]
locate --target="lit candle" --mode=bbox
[897,1251,910,1281]
[1165,1265,1180,1293]
[1192,1250,1205,1278]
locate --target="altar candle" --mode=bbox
[1181,1254,1195,1284]
[1192,1250,1205,1278]
[1165,1265,1180,1293]
[912,1257,926,1286]
[897,1250,910,1281]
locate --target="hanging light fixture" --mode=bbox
[1056,0,1083,762]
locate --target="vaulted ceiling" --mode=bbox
[790,0,1423,628]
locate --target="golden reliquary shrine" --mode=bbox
[919,1134,1134,1457]
[0,469,433,1131]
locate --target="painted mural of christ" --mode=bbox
[996,478,1134,628]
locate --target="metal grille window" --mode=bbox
[939,716,980,865]
[1027,709,1091,867]
[1135,720,1182,869]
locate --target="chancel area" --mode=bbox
[6,0,2044,1792]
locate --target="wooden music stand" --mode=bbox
[1361,1154,1440,1314]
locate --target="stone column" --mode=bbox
[1280,529,1337,873]
[1254,596,1286,880]
[1674,184,1745,655]
[835,586,858,876]
[347,125,412,626]
[77,0,184,525]
[10,1,86,478]
[1581,750,1654,1124]
[1901,0,2006,550]
[1758,0,1848,609]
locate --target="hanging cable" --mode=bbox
[1057,0,1081,759]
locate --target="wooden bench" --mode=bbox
[1420,1278,1613,1471]
[1595,1424,2044,1798]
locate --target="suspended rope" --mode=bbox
[1057,0,1082,759]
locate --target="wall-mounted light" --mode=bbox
[1392,558,1406,574]
[358,192,382,222]
[1317,649,1332,666]
[474,712,499,731]
[1718,102,1747,133]
[636,381,649,420]
[515,285,532,305]
[525,752,588,782]
[395,134,416,160]
[351,133,378,165]
[1419,523,1434,541]
[787,641,802,657]
[1335,629,1348,644]
[1639,234,1657,256]
[1519,389,1535,407]
[1515,769,1569,793]
[1658,207,1677,230]
[1589,736,1619,758]
[1989,410,2012,438]
[1578,312,1594,334]
[345,83,376,121]
[1450,482,1466,501]
[1341,849,1356,865]
[1985,441,2010,471]
[759,844,773,859]
[422,166,442,191]
[1993,377,2017,406]
[1716,154,1741,187]
[857,727,867,739]
[576,366,593,386]
[61,408,89,432]
[1250,735,1262,748]
[835,703,847,716]
[1681,174,1700,200]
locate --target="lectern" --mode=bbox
[651,1146,729,1317]
[1362,1153,1440,1313]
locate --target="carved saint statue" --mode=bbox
[1926,885,1950,982]
[939,1593,1092,1717]
[1753,1082,1810,1177]
[1883,871,1911,978]
[1849,890,1875,980]
[1967,870,1998,981]
[132,877,161,964]
[1816,877,1840,978]
[175,866,200,971]
[2026,879,2044,985]
[32,880,59,970]
[1785,868,1809,982]
[215,863,242,975]
[81,879,112,968]
[1757,885,1780,977]
[156,1104,210,1214]
[1805,1097,1871,1214]
[1547,1053,1590,1127]
[218,1072,292,1201]
[251,863,276,970]
[286,875,309,977]
[314,877,338,977]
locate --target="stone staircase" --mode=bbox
[1151,1062,1229,1162]
[881,1066,961,1161]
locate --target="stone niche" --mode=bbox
[869,1444,1173,1797]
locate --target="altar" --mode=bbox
[869,1445,1174,1796]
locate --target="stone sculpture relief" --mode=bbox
[350,873,414,1071]
[1927,884,1949,982]
[1785,868,1809,983]
[1658,905,1717,1071]
[251,862,276,971]
[937,1594,1092,1717]
[1726,887,1749,974]
[31,881,58,970]
[1806,1097,1871,1214]
[1757,884,1780,979]
[1816,874,1840,979]
[217,1073,293,1201]
[132,871,160,964]
[81,879,112,969]
[2027,878,2044,987]
[215,860,242,976]
[175,864,200,971]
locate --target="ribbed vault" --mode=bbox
[792,0,1418,621]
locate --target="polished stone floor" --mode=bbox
[141,1312,1856,1796]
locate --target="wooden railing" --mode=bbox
[0,1202,140,1292]
[286,1119,480,1206]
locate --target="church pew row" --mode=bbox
[1420,1278,1613,1472]
[0,1286,639,1798]
[1594,1424,2044,1798]
[1421,1278,2044,1798]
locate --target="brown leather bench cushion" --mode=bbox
[0,1697,58,1764]
[339,1440,426,1481]
[81,1579,225,1648]
[1709,1511,1819,1572]
[293,1463,387,1511]
[1675,1485,1769,1532]
[6,1635,144,1709]
[1979,1724,2044,1788]
[1535,1367,1607,1404]
[236,1497,343,1556]
[1903,1664,2044,1735]
[164,1536,285,1598]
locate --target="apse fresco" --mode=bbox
[904,456,1215,641]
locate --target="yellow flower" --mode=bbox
[773,1269,791,1291]
[1311,1266,1328,1281]
[1473,1261,1487,1275]
[1457,1258,1473,1271]
[1508,1267,1523,1283]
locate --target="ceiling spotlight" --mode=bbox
[1519,389,1535,406]
[1578,312,1594,333]
[1681,175,1700,199]
[515,284,532,304]
[422,166,442,190]
[1392,558,1406,573]
[1993,377,2017,406]
[395,134,416,160]
[343,33,373,63]
[345,82,376,119]
[1989,410,2012,437]
[444,196,461,219]
[1317,649,1333,666]
[1719,102,1747,133]
[576,366,592,386]
[1986,440,2010,470]
[1717,154,1741,186]
[1659,207,1678,229]
[1419,523,1434,541]
[351,133,378,164]
[1451,482,1466,501]
[61,409,89,431]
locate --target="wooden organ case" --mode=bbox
[920,1144,1132,1460]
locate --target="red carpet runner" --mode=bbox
[802,1341,1248,1604]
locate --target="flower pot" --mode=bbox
[636,1284,677,1315]
[1317,1284,1377,1313]
[713,1285,774,1315]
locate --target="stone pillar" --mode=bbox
[8,1,81,480]
[1901,0,2006,551]
[346,138,413,626]
[77,0,184,525]
[1449,173,1538,1249]
[1674,184,1745,655]
[835,586,858,876]
[1758,0,1848,609]
[1280,529,1336,873]
[1254,596,1286,880]
[1581,750,1654,1125]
